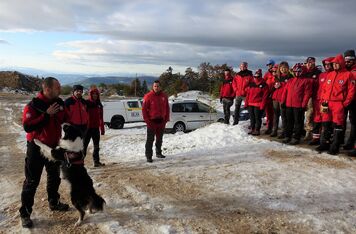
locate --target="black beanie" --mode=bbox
[344,50,355,60]
[73,85,84,91]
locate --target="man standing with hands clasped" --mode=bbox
[19,77,69,228]
[142,80,170,163]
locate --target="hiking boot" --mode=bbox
[308,138,320,145]
[327,129,343,155]
[270,130,278,137]
[343,142,355,150]
[251,130,260,136]
[49,201,69,211]
[264,128,272,135]
[156,154,166,158]
[289,138,300,145]
[277,133,285,139]
[348,148,356,157]
[21,216,33,228]
[147,158,153,163]
[282,137,291,144]
[94,162,105,167]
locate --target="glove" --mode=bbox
[274,82,281,89]
[101,130,105,135]
[320,102,329,113]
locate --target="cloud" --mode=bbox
[1,0,355,72]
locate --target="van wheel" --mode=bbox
[110,116,124,129]
[173,122,185,133]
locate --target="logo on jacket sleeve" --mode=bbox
[327,79,331,84]
[338,80,344,85]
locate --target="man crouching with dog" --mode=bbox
[19,77,69,228]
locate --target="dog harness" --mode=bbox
[64,151,84,167]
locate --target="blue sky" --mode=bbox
[0,0,355,76]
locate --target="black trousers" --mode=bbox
[145,127,164,158]
[233,96,245,124]
[248,106,263,130]
[19,141,61,217]
[285,107,305,140]
[222,98,234,124]
[83,128,101,164]
[272,101,287,134]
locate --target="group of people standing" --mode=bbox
[220,50,356,157]
[19,79,105,228]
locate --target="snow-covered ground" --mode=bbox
[1,92,356,233]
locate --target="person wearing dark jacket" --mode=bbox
[64,85,89,136]
[84,87,105,167]
[142,80,170,163]
[245,69,269,135]
[219,68,235,124]
[232,62,253,125]
[19,77,69,228]
[281,64,312,145]
[316,54,355,155]
[303,57,322,141]
[343,50,356,155]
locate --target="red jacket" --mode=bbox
[142,90,170,129]
[320,54,355,107]
[245,78,269,109]
[232,70,253,97]
[220,74,235,99]
[263,70,275,89]
[23,92,66,147]
[315,57,335,100]
[282,77,312,108]
[272,73,293,102]
[86,88,105,134]
[65,95,88,126]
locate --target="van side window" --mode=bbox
[172,103,184,112]
[197,103,210,113]
[184,103,199,112]
[127,101,139,108]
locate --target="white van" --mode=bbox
[103,99,144,129]
[166,100,224,133]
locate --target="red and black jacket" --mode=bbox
[245,79,269,110]
[142,90,170,129]
[64,95,88,126]
[271,73,293,103]
[232,70,253,97]
[86,88,105,134]
[282,76,312,108]
[23,92,66,147]
[320,54,355,107]
[220,74,235,99]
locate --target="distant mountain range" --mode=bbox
[68,76,158,87]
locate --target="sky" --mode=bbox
[0,0,355,76]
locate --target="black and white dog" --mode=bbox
[34,123,105,226]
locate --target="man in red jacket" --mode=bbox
[219,68,235,124]
[343,50,356,155]
[64,85,89,136]
[84,87,105,167]
[281,63,312,145]
[245,69,269,135]
[316,54,355,155]
[19,77,69,228]
[309,57,334,145]
[142,80,170,163]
